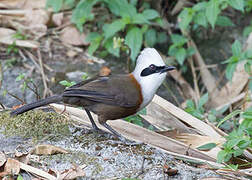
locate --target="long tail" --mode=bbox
[10,95,63,116]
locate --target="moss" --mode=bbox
[0,110,71,141]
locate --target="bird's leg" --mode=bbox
[101,122,141,145]
[101,122,123,138]
[84,108,100,131]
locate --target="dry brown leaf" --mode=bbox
[66,50,78,57]
[0,0,26,9]
[22,0,46,9]
[58,165,86,179]
[4,158,20,175]
[217,62,250,105]
[99,66,111,76]
[31,144,68,155]
[0,152,6,167]
[143,103,199,133]
[0,27,39,48]
[175,133,225,148]
[152,95,222,138]
[52,12,64,26]
[60,25,88,46]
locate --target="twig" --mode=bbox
[136,157,146,178]
[7,91,25,104]
[37,49,52,98]
[163,80,181,106]
[0,61,2,89]
[188,57,200,105]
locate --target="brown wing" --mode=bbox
[63,74,141,108]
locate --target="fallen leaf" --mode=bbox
[31,144,68,155]
[22,0,47,9]
[99,66,111,76]
[0,152,6,167]
[60,25,88,46]
[66,50,78,58]
[52,12,64,27]
[0,0,26,9]
[4,158,20,175]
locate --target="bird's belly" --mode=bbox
[89,104,138,123]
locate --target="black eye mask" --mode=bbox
[140,64,165,76]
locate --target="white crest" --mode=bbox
[132,48,167,109]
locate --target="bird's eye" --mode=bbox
[149,64,156,70]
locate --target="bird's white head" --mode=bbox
[132,48,175,108]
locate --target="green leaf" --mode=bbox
[144,29,157,47]
[86,32,103,55]
[175,48,187,65]
[217,110,242,128]
[206,0,220,28]
[103,19,127,39]
[216,16,235,27]
[142,9,160,20]
[130,0,137,6]
[198,93,208,109]
[232,40,242,57]
[105,0,137,18]
[17,175,23,180]
[197,143,217,151]
[217,150,228,163]
[85,32,101,43]
[243,26,252,37]
[46,0,63,12]
[229,0,244,12]
[16,73,25,81]
[244,61,251,74]
[157,32,168,44]
[71,0,98,32]
[170,34,187,46]
[192,2,207,11]
[194,12,208,28]
[104,38,120,57]
[125,27,143,61]
[187,47,195,57]
[132,14,150,24]
[225,62,237,81]
[178,8,194,30]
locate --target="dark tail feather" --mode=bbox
[10,95,63,116]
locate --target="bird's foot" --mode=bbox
[117,136,143,146]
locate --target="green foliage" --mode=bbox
[47,0,162,62]
[243,20,252,37]
[185,93,208,120]
[217,108,252,164]
[16,73,34,92]
[124,108,146,127]
[196,143,217,151]
[7,42,19,55]
[59,80,76,87]
[178,0,246,30]
[168,34,195,65]
[223,40,252,81]
[17,175,24,180]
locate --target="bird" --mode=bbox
[10,48,175,143]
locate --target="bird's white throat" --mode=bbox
[132,48,167,109]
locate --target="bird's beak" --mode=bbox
[160,66,175,73]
